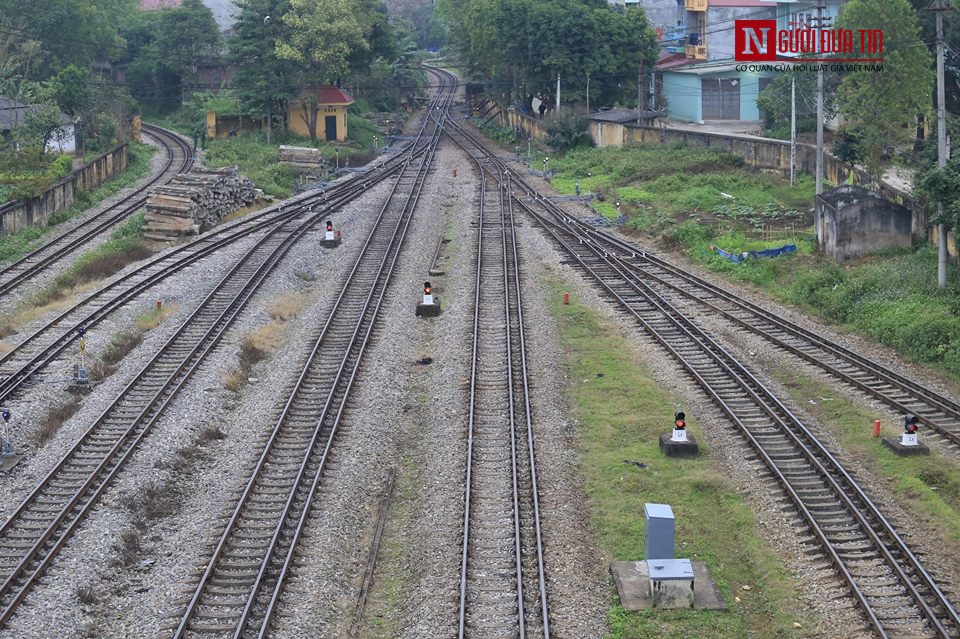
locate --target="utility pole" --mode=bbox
[814,0,827,195]
[791,76,797,186]
[928,0,953,288]
[556,73,561,111]
[586,74,590,113]
[264,15,273,145]
[637,61,644,125]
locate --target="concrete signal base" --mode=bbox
[882,436,930,457]
[416,301,441,317]
[321,237,342,248]
[659,432,698,457]
[611,560,726,611]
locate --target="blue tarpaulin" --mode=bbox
[714,244,796,263]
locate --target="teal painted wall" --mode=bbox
[663,72,702,122]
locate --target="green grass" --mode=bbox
[771,370,960,549]
[546,279,813,639]
[0,142,156,265]
[202,110,383,198]
[543,140,960,379]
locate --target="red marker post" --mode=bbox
[563,292,570,305]
[874,419,881,437]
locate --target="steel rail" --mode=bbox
[0,141,430,406]
[439,104,959,638]
[173,70,453,639]
[538,212,960,449]
[0,134,431,627]
[0,206,325,627]
[439,78,549,637]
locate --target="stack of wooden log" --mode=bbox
[143,166,256,243]
[278,145,324,169]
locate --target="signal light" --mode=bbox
[674,410,685,430]
[904,414,919,434]
[424,281,432,296]
[1,410,8,422]
[326,220,333,232]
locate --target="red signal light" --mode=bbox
[904,413,919,434]
[424,281,432,296]
[674,410,685,430]
[326,220,333,232]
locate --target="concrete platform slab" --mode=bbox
[611,560,727,611]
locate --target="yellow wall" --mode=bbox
[287,103,349,142]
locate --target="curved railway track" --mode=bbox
[0,124,194,298]
[171,69,453,639]
[430,71,960,638]
[0,140,428,407]
[0,127,430,629]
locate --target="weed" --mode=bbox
[34,396,82,446]
[267,292,305,321]
[197,424,227,445]
[76,584,98,606]
[91,331,143,380]
[113,530,140,568]
[134,303,177,332]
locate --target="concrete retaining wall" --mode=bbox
[0,144,129,235]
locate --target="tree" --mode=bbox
[229,0,298,131]
[436,0,657,112]
[277,0,370,139]
[835,0,933,173]
[49,65,92,117]
[916,156,960,245]
[0,0,131,76]
[757,70,837,132]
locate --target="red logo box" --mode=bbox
[735,20,777,61]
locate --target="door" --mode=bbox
[701,78,741,120]
[324,115,337,141]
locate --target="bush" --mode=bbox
[544,115,591,152]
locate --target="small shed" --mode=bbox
[815,185,913,261]
[287,86,354,142]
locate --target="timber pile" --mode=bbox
[278,145,324,169]
[143,166,256,243]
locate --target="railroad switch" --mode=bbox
[659,409,698,457]
[882,413,930,456]
[322,220,342,248]
[416,281,441,317]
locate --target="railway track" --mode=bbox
[0,141,428,407]
[171,70,453,639]
[534,213,960,455]
[432,100,960,637]
[433,76,550,638]
[0,124,194,298]
[530,212,960,638]
[0,130,432,628]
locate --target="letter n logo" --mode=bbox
[735,20,776,61]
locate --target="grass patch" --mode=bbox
[223,294,301,392]
[31,211,152,307]
[771,369,960,548]
[134,303,177,332]
[542,140,960,378]
[92,331,143,380]
[33,396,82,446]
[0,142,156,265]
[545,278,813,639]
